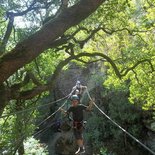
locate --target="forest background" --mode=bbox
[0,0,155,155]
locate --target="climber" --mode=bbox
[61,94,93,154]
[72,81,87,100]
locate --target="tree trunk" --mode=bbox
[0,84,8,115]
[17,143,24,155]
[0,0,105,84]
[13,100,25,155]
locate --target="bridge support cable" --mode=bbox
[86,88,155,155]
[37,86,77,127]
[5,85,77,154]
[0,95,68,119]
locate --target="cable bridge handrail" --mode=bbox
[86,88,155,155]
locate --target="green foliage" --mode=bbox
[0,99,41,154]
[86,116,105,148]
[0,0,155,154]
[99,147,116,155]
[97,0,155,110]
[24,49,67,83]
[108,91,143,142]
[85,88,143,154]
[24,137,48,155]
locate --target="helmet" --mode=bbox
[76,80,81,88]
[76,80,81,85]
[70,95,79,101]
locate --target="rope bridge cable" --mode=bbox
[0,83,78,119]
[11,121,56,155]
[37,86,77,127]
[32,84,79,137]
[0,93,71,119]
[86,88,155,155]
[33,122,55,138]
[8,98,67,154]
[37,99,68,127]
[7,86,77,150]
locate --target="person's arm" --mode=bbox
[60,107,73,118]
[86,100,94,111]
[80,85,87,91]
[79,85,87,93]
[59,108,67,116]
[59,107,66,113]
[81,85,87,89]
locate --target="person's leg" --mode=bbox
[77,139,84,148]
[74,128,85,154]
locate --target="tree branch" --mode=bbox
[10,51,115,100]
[5,0,49,17]
[0,0,105,84]
[5,52,154,101]
[0,16,14,53]
[74,52,122,79]
[121,59,155,77]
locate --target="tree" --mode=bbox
[0,0,155,154]
[0,0,105,113]
[0,0,154,114]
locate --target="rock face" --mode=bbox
[46,63,100,155]
[48,125,93,155]
[48,130,76,155]
[55,131,76,155]
[39,62,155,155]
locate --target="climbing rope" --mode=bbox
[0,81,80,120]
[37,99,68,127]
[86,88,155,155]
[37,85,77,127]
[33,122,55,138]
[9,101,66,154]
[0,92,71,119]
[6,86,77,154]
[0,96,68,119]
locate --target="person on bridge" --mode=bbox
[72,81,87,100]
[66,94,93,154]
